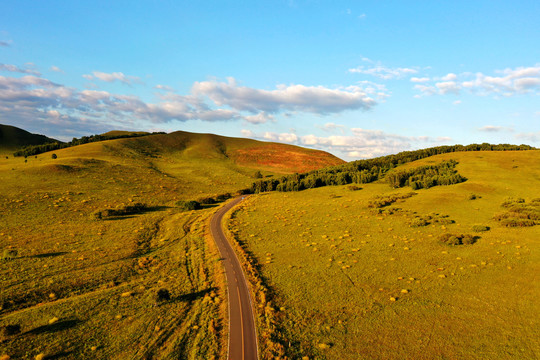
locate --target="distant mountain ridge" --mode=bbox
[0,124,60,150]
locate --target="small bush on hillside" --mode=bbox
[198,197,216,205]
[1,249,18,261]
[367,192,417,208]
[93,202,149,219]
[410,217,430,227]
[156,288,171,302]
[472,225,490,232]
[468,193,480,200]
[1,324,21,338]
[501,197,525,208]
[254,171,263,179]
[176,200,202,211]
[216,193,231,202]
[51,153,57,159]
[439,233,477,245]
[347,185,362,191]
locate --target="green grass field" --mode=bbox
[229,150,540,359]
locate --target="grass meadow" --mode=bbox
[229,150,540,360]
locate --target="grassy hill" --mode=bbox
[228,150,540,359]
[0,124,59,153]
[0,128,342,359]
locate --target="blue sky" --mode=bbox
[1,0,539,159]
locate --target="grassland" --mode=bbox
[229,150,540,359]
[0,130,342,359]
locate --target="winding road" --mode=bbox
[210,197,258,360]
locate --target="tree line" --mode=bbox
[250,143,535,193]
[13,132,166,157]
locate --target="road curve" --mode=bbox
[210,197,258,360]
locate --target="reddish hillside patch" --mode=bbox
[232,144,344,173]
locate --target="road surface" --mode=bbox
[210,197,258,360]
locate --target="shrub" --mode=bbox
[94,202,149,219]
[347,185,362,191]
[198,197,215,204]
[439,233,477,245]
[176,200,202,211]
[472,225,490,232]
[1,249,18,261]
[51,153,57,159]
[468,194,478,200]
[156,288,171,302]
[254,171,263,179]
[410,217,429,227]
[1,324,21,338]
[216,193,231,202]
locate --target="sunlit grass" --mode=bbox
[230,150,540,359]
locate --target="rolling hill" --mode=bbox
[0,124,60,152]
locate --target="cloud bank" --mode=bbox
[414,65,540,97]
[242,126,452,159]
[0,68,378,139]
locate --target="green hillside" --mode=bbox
[0,128,343,359]
[0,124,60,153]
[229,150,540,359]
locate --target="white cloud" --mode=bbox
[410,77,430,83]
[349,59,418,80]
[0,63,41,76]
[515,132,540,143]
[50,66,63,73]
[192,77,377,114]
[263,131,298,143]
[154,84,175,92]
[453,100,462,105]
[82,71,142,85]
[436,81,460,95]
[415,65,540,97]
[241,129,255,137]
[441,73,457,81]
[478,125,513,133]
[358,13,366,19]
[244,111,274,124]
[319,122,346,134]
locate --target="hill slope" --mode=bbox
[107,130,344,174]
[0,128,345,359]
[0,124,59,152]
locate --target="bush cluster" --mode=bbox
[94,203,149,219]
[439,233,477,245]
[472,225,490,232]
[367,192,417,208]
[176,200,202,211]
[494,198,540,227]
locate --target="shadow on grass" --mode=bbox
[104,205,171,220]
[171,287,216,303]
[28,251,68,258]
[44,351,75,359]
[26,319,80,335]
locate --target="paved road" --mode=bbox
[210,197,258,360]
